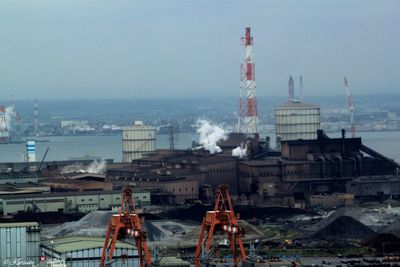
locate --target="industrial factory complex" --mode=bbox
[1,28,398,215]
[1,27,400,267]
[1,125,399,215]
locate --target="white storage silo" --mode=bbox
[275,101,321,145]
[122,121,156,162]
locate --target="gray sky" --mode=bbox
[0,0,399,100]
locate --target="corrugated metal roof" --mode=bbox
[159,257,190,266]
[41,236,135,253]
[0,189,149,200]
[0,222,39,228]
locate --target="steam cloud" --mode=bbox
[232,145,247,158]
[196,119,227,154]
[61,160,106,174]
[4,105,16,130]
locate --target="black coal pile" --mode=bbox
[163,204,314,222]
[0,211,85,224]
[364,233,400,253]
[163,203,212,222]
[143,221,165,241]
[380,217,400,237]
[312,216,375,240]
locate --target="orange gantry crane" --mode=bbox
[100,186,152,267]
[194,185,246,266]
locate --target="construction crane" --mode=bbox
[194,185,246,267]
[101,186,152,267]
[344,77,355,137]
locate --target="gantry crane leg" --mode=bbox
[194,185,247,266]
[100,186,152,267]
[205,223,216,252]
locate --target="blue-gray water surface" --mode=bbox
[0,132,399,163]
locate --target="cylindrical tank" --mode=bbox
[275,101,321,145]
[122,121,156,162]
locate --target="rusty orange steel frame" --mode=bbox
[100,186,152,267]
[194,185,246,266]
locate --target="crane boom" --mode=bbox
[344,77,355,137]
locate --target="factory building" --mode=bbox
[41,236,138,267]
[108,164,203,204]
[39,172,113,192]
[0,190,150,215]
[0,173,39,184]
[275,101,321,146]
[108,149,238,203]
[346,176,400,200]
[39,179,113,192]
[122,121,156,162]
[309,193,354,209]
[108,129,400,207]
[0,182,50,195]
[238,130,399,206]
[0,222,41,265]
[125,174,199,204]
[0,159,114,177]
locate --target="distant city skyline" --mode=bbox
[0,0,399,100]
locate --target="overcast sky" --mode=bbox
[0,0,399,100]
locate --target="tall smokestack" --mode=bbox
[288,76,294,102]
[237,27,259,134]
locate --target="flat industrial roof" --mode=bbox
[0,222,39,228]
[39,179,108,185]
[41,236,135,253]
[0,189,149,200]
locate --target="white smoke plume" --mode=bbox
[232,145,247,158]
[196,119,227,154]
[61,160,106,174]
[87,160,106,174]
[5,105,16,130]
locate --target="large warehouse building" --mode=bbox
[0,222,41,265]
[41,236,139,267]
[0,190,150,216]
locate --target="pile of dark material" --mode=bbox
[0,211,85,224]
[380,217,400,237]
[312,216,375,240]
[143,221,165,241]
[364,233,400,253]
[163,204,312,222]
[234,206,314,221]
[162,203,211,222]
